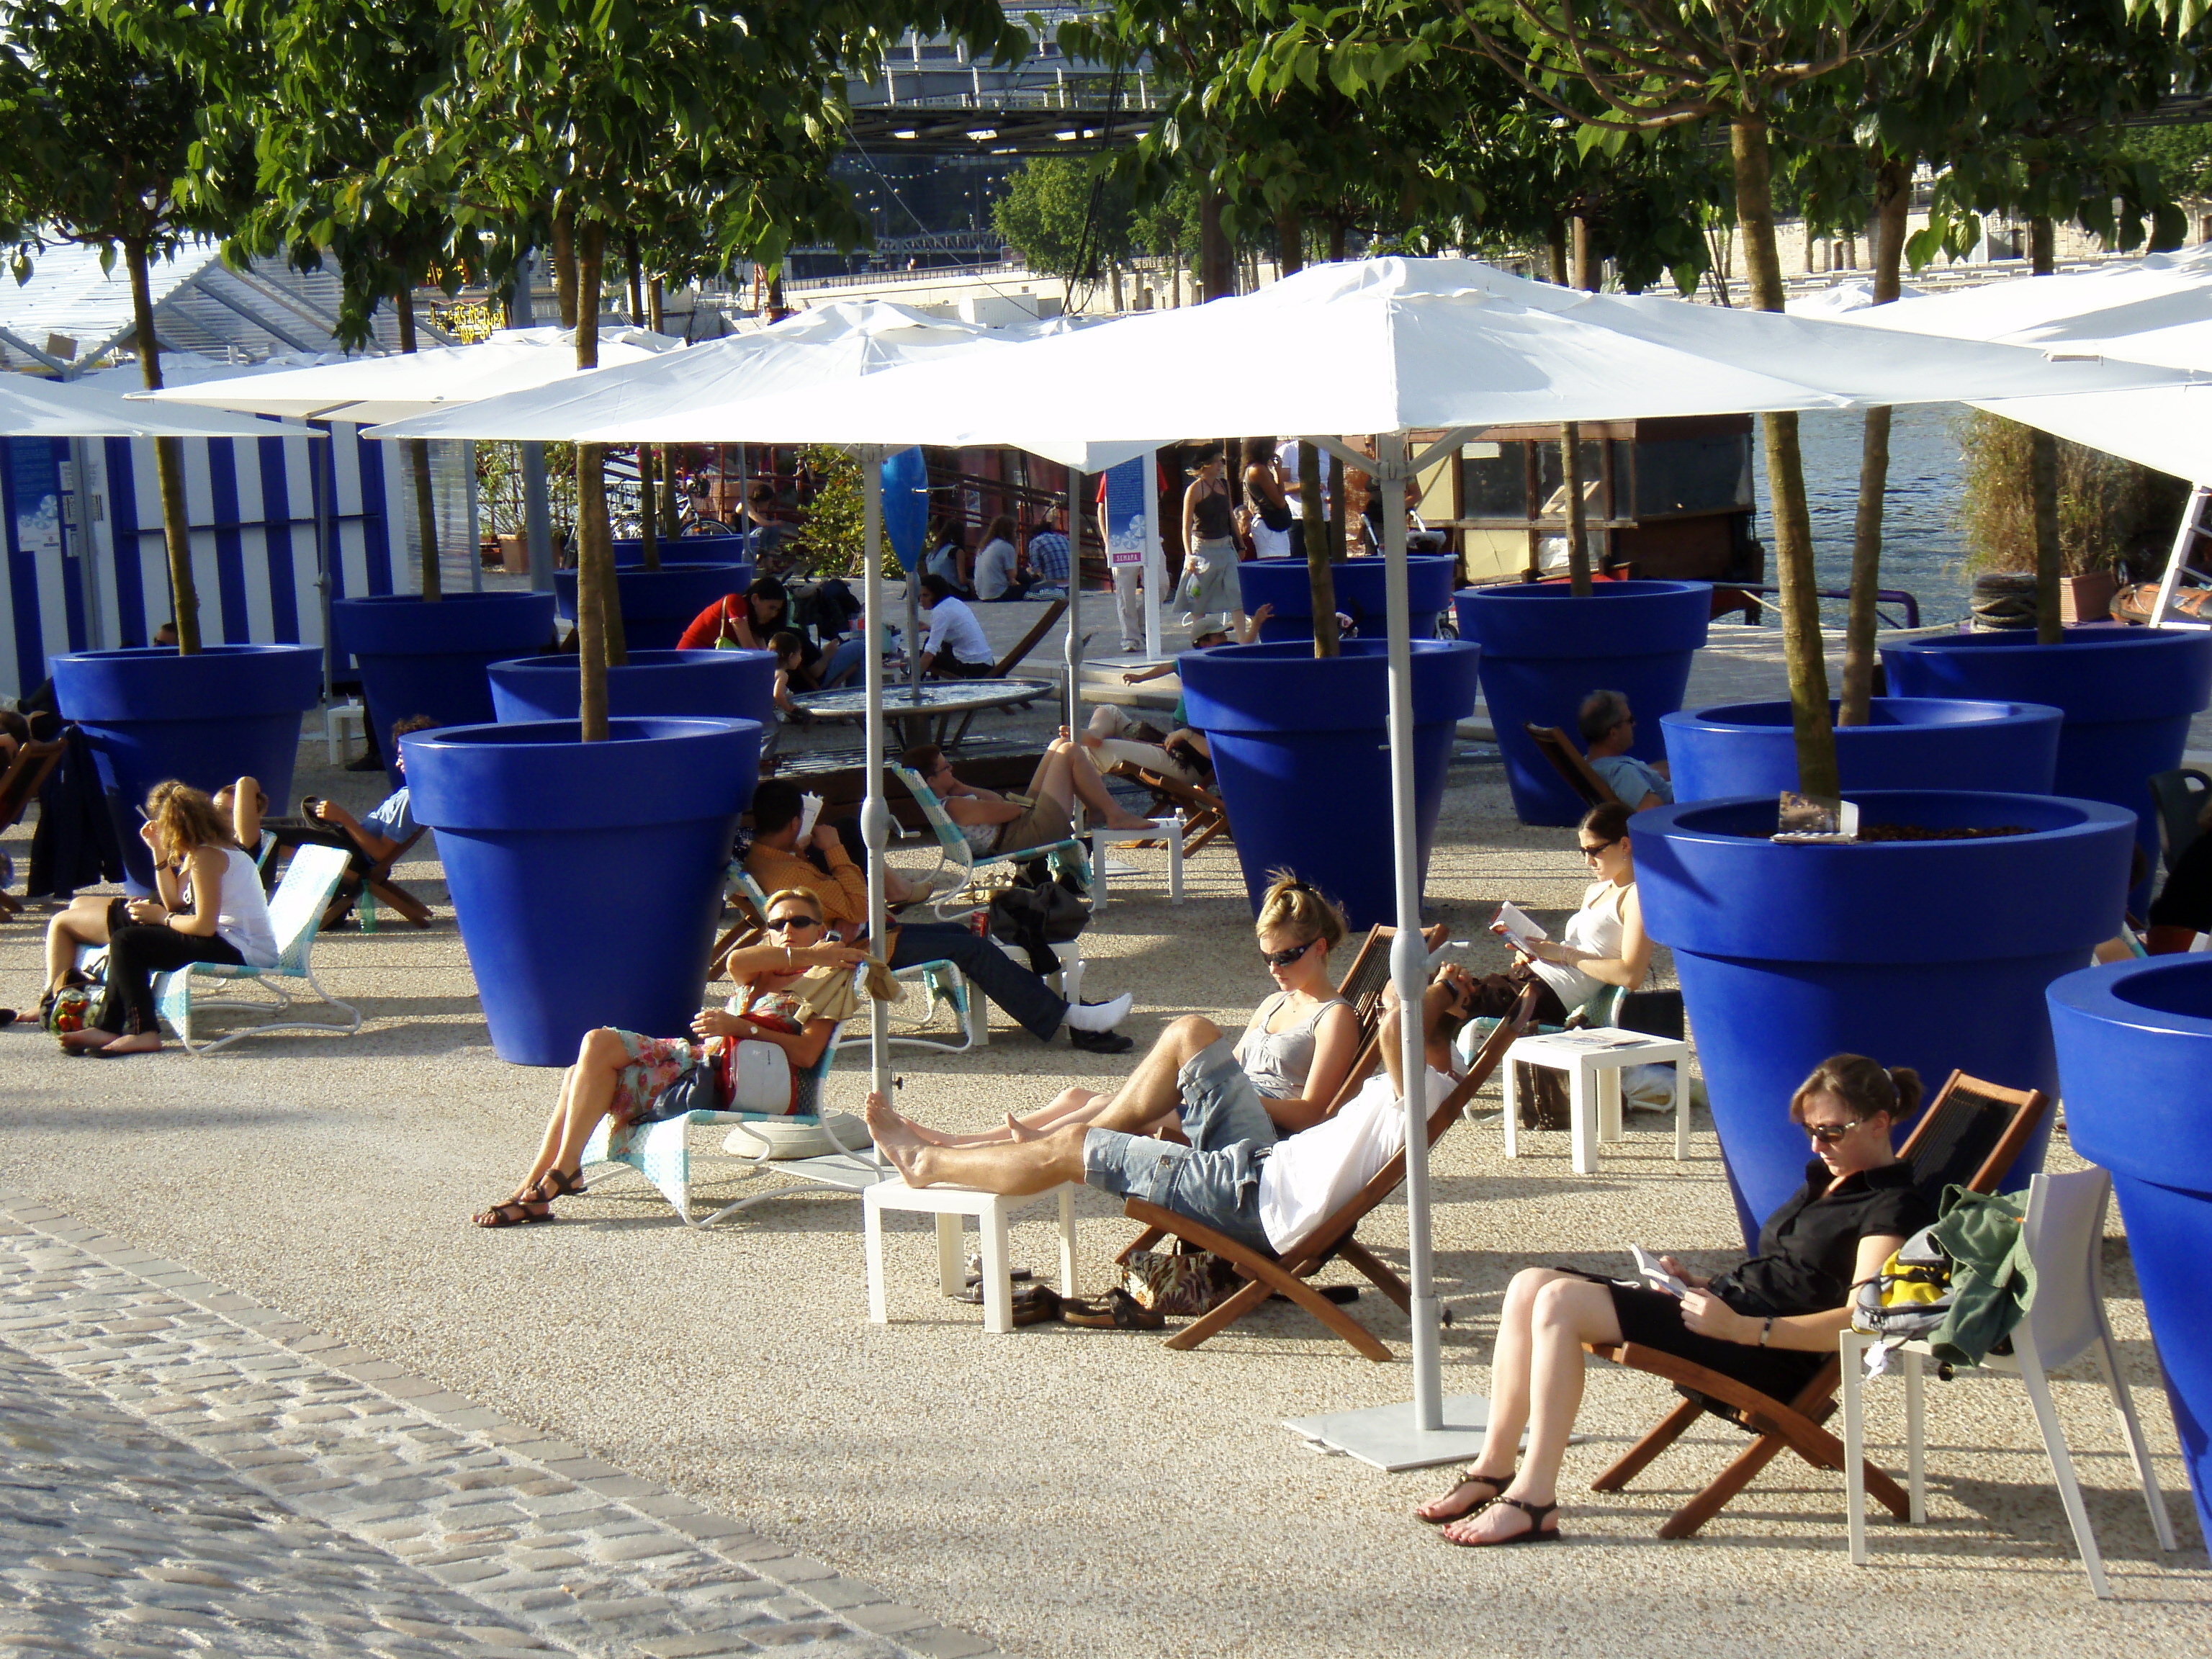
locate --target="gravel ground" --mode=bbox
[1,675,2206,1658]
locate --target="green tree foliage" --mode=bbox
[992,156,1136,279]
[0,0,264,655]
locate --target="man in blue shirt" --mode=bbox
[1578,690,1673,809]
[1026,515,1071,591]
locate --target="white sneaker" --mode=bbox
[1063,992,1133,1033]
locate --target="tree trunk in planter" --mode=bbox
[126,238,199,653]
[552,205,579,329]
[1276,202,1304,276]
[1562,421,1591,596]
[2029,215,2064,645]
[1546,217,1568,287]
[1301,440,1339,658]
[1840,154,1912,726]
[395,291,443,602]
[1734,114,1838,800]
[1200,189,1232,301]
[646,273,680,541]
[572,221,625,742]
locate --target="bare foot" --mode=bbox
[1102,809,1157,832]
[60,1027,119,1051]
[1438,1494,1557,1547]
[864,1092,930,1181]
[1006,1112,1047,1142]
[89,1033,163,1055]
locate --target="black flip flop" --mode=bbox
[1061,1287,1165,1330]
[1415,1467,1513,1527]
[1442,1496,1562,1547]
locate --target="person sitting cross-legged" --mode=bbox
[1578,688,1671,810]
[865,963,1482,1265]
[742,779,1136,1054]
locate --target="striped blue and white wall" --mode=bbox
[0,423,416,701]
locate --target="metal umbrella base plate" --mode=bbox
[1284,1395,1494,1472]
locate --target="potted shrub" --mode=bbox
[1455,578,1713,825]
[1635,788,2134,1249]
[2047,954,2212,1549]
[402,716,761,1064]
[51,644,323,894]
[487,647,775,725]
[1661,697,2063,803]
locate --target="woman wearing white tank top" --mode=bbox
[57,781,279,1056]
[1496,801,1653,1024]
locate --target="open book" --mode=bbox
[1491,901,1547,954]
[1631,1245,1690,1299]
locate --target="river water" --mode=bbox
[1754,403,1974,630]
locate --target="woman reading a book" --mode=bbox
[1473,801,1650,1024]
[1414,1054,1932,1546]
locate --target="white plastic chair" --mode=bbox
[1839,1169,2178,1596]
[152,843,362,1056]
[889,763,1089,921]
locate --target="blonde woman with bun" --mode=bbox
[53,781,279,1056]
[1233,873,1360,1132]
[1416,1054,1934,1546]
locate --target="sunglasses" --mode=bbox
[766,914,824,933]
[1580,838,1621,860]
[1262,938,1318,968]
[1806,1120,1858,1146]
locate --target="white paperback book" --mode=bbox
[1630,1244,1691,1298]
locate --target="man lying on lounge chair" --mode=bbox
[866,962,1479,1258]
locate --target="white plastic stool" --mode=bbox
[1502,1031,1690,1174]
[324,699,366,764]
[1088,812,1187,909]
[863,1179,1079,1334]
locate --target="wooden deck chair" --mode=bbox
[1524,723,1621,811]
[1107,760,1231,857]
[265,822,434,930]
[0,735,67,917]
[1585,1069,2053,1539]
[1115,984,1542,1361]
[889,762,1090,919]
[152,844,363,1056]
[725,863,984,1053]
[989,598,1069,677]
[577,1007,871,1226]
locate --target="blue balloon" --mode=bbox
[880,446,930,571]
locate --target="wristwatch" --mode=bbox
[1758,1316,1775,1348]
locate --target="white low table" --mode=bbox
[863,1179,1079,1334]
[1088,813,1187,908]
[1503,1030,1690,1174]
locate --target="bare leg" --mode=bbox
[45,896,113,987]
[907,1086,1107,1147]
[1438,1272,1622,1545]
[1033,739,1152,830]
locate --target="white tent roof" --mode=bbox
[1821,246,2212,480]
[581,258,2193,466]
[362,301,1083,444]
[138,325,683,423]
[0,372,321,439]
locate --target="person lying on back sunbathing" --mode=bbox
[866,962,1480,1259]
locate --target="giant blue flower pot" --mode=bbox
[333,592,558,789]
[402,716,760,1066]
[1456,580,1712,827]
[1177,637,1483,930]
[50,644,323,895]
[1663,698,2063,803]
[1883,626,2212,914]
[1236,554,1458,643]
[1635,789,2134,1251]
[552,561,755,652]
[2049,955,2212,1547]
[612,533,751,567]
[487,648,775,727]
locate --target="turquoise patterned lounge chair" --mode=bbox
[153,842,362,1056]
[889,763,1089,921]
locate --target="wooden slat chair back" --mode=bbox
[1584,1068,2053,1539]
[1114,983,1542,1362]
[1525,723,1620,811]
[1105,760,1230,856]
[0,736,67,916]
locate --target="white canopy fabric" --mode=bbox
[1822,246,2212,480]
[0,372,322,439]
[362,301,1090,445]
[596,258,2195,466]
[134,325,681,424]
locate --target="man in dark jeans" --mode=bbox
[742,781,1134,1053]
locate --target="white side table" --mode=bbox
[324,698,366,764]
[1503,1031,1691,1174]
[1087,813,1187,909]
[863,1178,1079,1334]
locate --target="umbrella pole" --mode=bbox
[860,448,891,1096]
[1064,469,1082,733]
[1377,433,1442,1429]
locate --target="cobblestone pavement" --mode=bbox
[0,1192,992,1659]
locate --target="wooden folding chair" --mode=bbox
[266,823,433,929]
[1524,723,1621,811]
[1107,760,1231,856]
[1115,983,1541,1361]
[1586,1069,2052,1538]
[0,736,66,917]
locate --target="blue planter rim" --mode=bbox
[2051,953,2212,1040]
[1663,696,2063,734]
[489,648,763,674]
[1177,637,1483,736]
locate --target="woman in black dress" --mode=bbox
[1416,1053,1934,1545]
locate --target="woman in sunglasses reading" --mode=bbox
[1474,800,1650,1025]
[472,889,863,1228]
[1415,1054,1930,1545]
